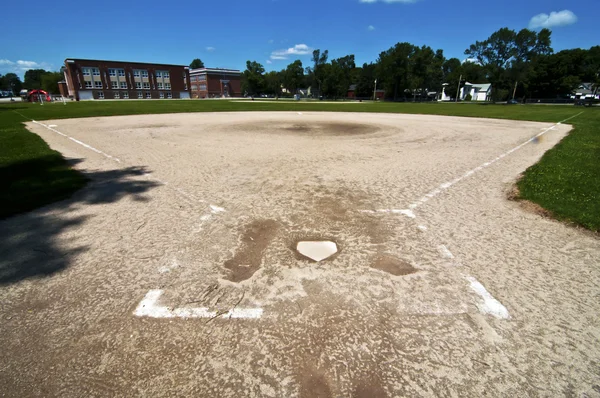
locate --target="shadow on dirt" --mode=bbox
[0,160,160,285]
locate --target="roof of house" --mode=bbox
[465,82,491,91]
[348,84,357,91]
[189,67,241,75]
[64,58,188,68]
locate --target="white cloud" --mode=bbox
[367,25,375,31]
[266,60,272,64]
[270,43,313,60]
[360,0,419,3]
[0,59,52,77]
[206,46,216,52]
[529,10,577,29]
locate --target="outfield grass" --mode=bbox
[1,100,597,231]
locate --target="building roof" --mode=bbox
[189,67,241,75]
[465,82,491,91]
[348,84,357,91]
[64,58,188,67]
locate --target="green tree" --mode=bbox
[306,49,328,97]
[375,42,419,99]
[0,73,23,94]
[190,59,205,69]
[355,63,376,98]
[41,72,63,94]
[263,70,283,96]
[241,60,265,95]
[282,60,304,95]
[24,69,47,90]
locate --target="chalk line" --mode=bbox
[465,276,510,319]
[134,289,263,319]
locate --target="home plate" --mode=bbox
[296,241,338,262]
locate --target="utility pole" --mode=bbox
[512,81,518,100]
[455,74,462,102]
[373,79,377,101]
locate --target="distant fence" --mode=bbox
[525,98,575,104]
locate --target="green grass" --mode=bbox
[1,100,597,231]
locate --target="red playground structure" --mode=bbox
[27,89,52,103]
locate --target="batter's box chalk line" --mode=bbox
[134,289,263,319]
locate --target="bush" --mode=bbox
[465,94,472,101]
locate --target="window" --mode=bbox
[145,92,151,99]
[199,84,207,91]
[157,82,163,89]
[163,71,170,78]
[165,83,171,90]
[118,69,125,77]
[123,92,129,99]
[85,81,92,89]
[82,68,91,76]
[109,69,116,76]
[191,85,197,91]
[92,68,100,76]
[111,81,118,89]
[98,92,104,99]
[135,82,142,89]
[94,81,103,88]
[133,70,140,77]
[137,92,143,99]
[190,76,195,82]
[159,92,164,99]
[114,92,120,99]
[167,92,172,99]
[143,82,150,89]
[120,81,127,89]
[198,74,207,81]
[156,71,162,78]
[141,70,148,78]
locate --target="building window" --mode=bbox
[114,92,120,99]
[82,68,91,76]
[156,82,163,89]
[109,69,117,76]
[85,81,92,89]
[167,92,172,99]
[118,69,125,77]
[98,92,104,99]
[145,92,151,99]
[137,92,143,99]
[111,81,118,89]
[120,81,127,89]
[191,85,197,91]
[135,82,142,89]
[163,71,170,78]
[92,68,100,76]
[165,83,171,90]
[123,92,129,99]
[190,76,196,82]
[94,81,103,88]
[156,71,162,78]
[159,92,164,99]
[141,70,148,78]
[199,74,207,81]
[199,84,207,91]
[133,70,140,77]
[143,82,150,89]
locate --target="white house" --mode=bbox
[440,83,452,101]
[460,82,492,101]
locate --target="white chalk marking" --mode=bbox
[210,205,226,213]
[417,225,427,231]
[134,290,263,319]
[465,276,510,319]
[360,209,416,218]
[297,241,338,262]
[406,112,583,210]
[31,120,121,163]
[437,245,454,259]
[48,124,58,127]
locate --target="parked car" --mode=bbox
[507,99,519,104]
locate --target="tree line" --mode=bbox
[242,27,599,101]
[0,69,64,95]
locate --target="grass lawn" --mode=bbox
[1,100,597,231]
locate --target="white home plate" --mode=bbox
[296,241,338,262]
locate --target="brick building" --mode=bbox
[189,68,241,98]
[62,58,191,100]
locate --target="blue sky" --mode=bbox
[1,0,597,77]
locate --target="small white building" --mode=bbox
[460,82,492,101]
[440,83,452,101]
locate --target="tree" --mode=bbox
[24,69,47,90]
[41,72,63,94]
[263,70,283,96]
[0,73,23,94]
[355,63,376,98]
[282,60,304,95]
[375,42,419,99]
[241,60,265,95]
[190,59,205,69]
[306,49,329,96]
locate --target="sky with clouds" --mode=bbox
[0,0,597,77]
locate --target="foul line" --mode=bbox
[465,276,510,319]
[134,289,263,319]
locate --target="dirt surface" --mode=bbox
[1,112,599,397]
